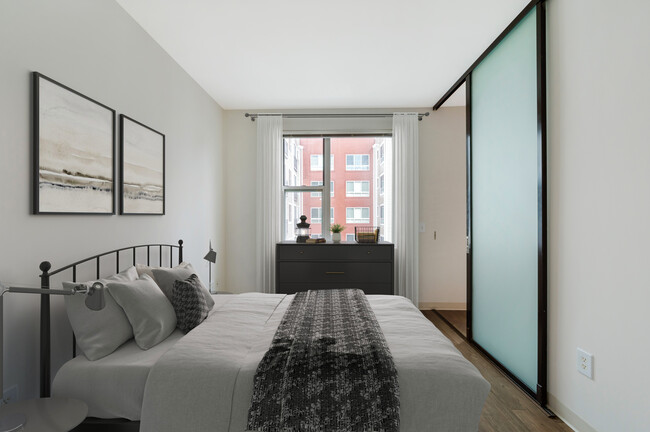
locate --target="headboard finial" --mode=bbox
[178,239,183,246]
[39,261,52,274]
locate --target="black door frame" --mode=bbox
[433,0,548,409]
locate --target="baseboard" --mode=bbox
[547,393,599,432]
[418,302,466,311]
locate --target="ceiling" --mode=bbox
[115,0,528,110]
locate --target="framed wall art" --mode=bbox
[120,115,165,215]
[33,72,116,214]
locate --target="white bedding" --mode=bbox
[51,295,235,420]
[52,329,183,420]
[54,293,490,431]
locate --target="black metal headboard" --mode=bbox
[37,240,184,398]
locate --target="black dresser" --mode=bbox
[276,241,394,295]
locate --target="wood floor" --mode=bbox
[435,309,467,337]
[422,310,572,432]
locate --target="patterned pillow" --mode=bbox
[172,274,210,333]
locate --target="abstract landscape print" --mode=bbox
[120,115,165,215]
[34,73,115,214]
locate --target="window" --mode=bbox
[379,144,384,164]
[282,136,392,242]
[310,154,321,171]
[379,175,384,195]
[311,207,322,223]
[311,181,334,197]
[380,205,385,225]
[346,181,370,197]
[346,207,370,223]
[346,154,369,171]
[310,154,334,171]
[309,207,333,223]
[346,234,355,242]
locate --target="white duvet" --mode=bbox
[55,293,490,431]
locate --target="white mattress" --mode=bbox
[52,295,236,420]
[53,293,489,430]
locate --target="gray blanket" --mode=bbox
[247,289,400,432]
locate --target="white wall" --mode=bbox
[0,0,225,400]
[223,108,467,309]
[418,107,466,309]
[546,0,650,431]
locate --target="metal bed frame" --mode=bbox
[37,240,184,431]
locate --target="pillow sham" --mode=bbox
[135,261,191,279]
[63,266,137,361]
[172,274,211,334]
[108,274,177,350]
[151,263,215,310]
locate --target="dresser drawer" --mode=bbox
[278,262,391,284]
[277,244,392,261]
[277,283,393,295]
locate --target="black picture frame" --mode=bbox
[119,115,165,215]
[32,72,116,215]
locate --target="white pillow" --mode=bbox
[135,261,191,279]
[63,266,137,361]
[108,274,177,350]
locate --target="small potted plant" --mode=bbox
[330,223,345,243]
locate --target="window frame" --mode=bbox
[346,207,370,224]
[282,134,391,241]
[346,180,370,197]
[345,154,370,171]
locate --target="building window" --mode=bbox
[379,174,384,195]
[346,234,355,242]
[310,154,334,171]
[311,181,334,197]
[345,154,369,171]
[380,205,384,225]
[346,181,370,197]
[346,207,370,223]
[311,207,322,223]
[310,154,322,171]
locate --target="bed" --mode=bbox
[37,241,490,431]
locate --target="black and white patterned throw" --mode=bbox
[248,289,400,432]
[171,274,210,334]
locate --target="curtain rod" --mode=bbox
[244,112,430,121]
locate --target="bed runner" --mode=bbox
[247,289,399,432]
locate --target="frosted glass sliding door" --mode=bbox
[469,4,546,399]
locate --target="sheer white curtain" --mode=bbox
[255,115,283,293]
[392,113,419,305]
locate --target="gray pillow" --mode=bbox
[63,266,137,361]
[172,274,210,334]
[108,274,177,350]
[151,263,215,310]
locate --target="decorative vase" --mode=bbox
[332,232,341,243]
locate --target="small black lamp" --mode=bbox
[203,241,217,292]
[295,215,311,243]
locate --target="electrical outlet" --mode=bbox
[577,348,593,379]
[419,223,425,233]
[3,385,18,404]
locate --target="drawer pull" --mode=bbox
[298,251,304,254]
[325,271,345,275]
[367,251,372,255]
